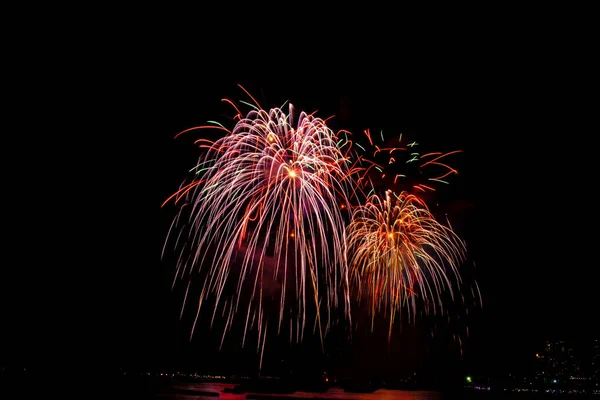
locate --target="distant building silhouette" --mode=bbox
[533,339,597,393]
[592,339,600,392]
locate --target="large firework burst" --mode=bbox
[162,93,359,366]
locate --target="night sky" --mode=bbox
[2,34,596,386]
[148,69,596,379]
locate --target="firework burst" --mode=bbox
[354,128,462,197]
[162,91,359,366]
[345,189,467,340]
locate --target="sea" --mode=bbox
[152,382,441,399]
[2,371,596,399]
[128,381,597,399]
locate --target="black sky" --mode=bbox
[147,63,596,379]
[2,27,596,385]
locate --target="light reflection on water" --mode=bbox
[154,382,443,399]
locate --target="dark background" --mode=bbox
[1,20,596,389]
[149,61,595,381]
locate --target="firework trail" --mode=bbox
[162,89,360,367]
[345,189,467,341]
[354,128,462,197]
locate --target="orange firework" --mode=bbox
[345,189,467,341]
